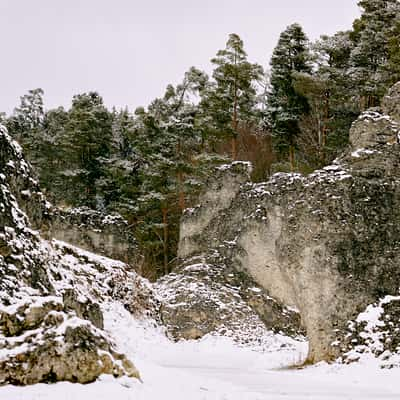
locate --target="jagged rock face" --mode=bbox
[42,207,140,269]
[349,109,399,149]
[382,81,400,122]
[0,126,50,232]
[0,297,139,385]
[178,84,400,363]
[156,253,304,345]
[0,125,155,385]
[343,295,400,368]
[1,124,138,269]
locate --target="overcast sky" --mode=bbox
[0,0,360,115]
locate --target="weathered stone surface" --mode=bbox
[349,109,399,149]
[382,81,400,122]
[0,298,139,385]
[179,162,252,258]
[0,125,150,385]
[157,254,304,345]
[342,295,400,368]
[42,207,139,269]
[178,84,400,364]
[63,289,104,329]
[0,125,51,231]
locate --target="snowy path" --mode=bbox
[1,303,399,400]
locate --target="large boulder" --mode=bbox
[0,297,139,385]
[178,83,400,364]
[156,254,304,345]
[349,109,399,150]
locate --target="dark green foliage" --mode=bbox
[6,88,45,172]
[201,33,263,159]
[349,0,400,107]
[267,24,312,167]
[4,6,400,278]
[64,92,112,208]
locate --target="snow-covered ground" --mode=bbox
[1,303,399,400]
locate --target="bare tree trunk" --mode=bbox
[289,144,295,172]
[231,84,238,160]
[162,207,169,274]
[231,51,238,161]
[176,139,185,211]
[177,170,185,211]
[321,93,329,165]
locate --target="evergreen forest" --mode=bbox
[3,0,400,278]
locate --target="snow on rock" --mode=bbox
[0,124,148,384]
[342,295,400,368]
[43,206,140,269]
[156,254,305,349]
[178,82,400,364]
[349,108,400,149]
[1,123,308,389]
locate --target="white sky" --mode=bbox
[0,0,360,115]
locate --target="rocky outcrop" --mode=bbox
[42,206,139,268]
[0,297,139,385]
[382,81,400,122]
[343,295,400,368]
[178,83,400,364]
[1,123,138,270]
[0,125,156,385]
[156,253,303,346]
[348,109,399,149]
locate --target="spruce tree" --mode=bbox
[267,23,312,170]
[6,88,45,170]
[131,68,209,275]
[65,92,112,208]
[311,32,359,163]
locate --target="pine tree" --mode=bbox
[131,68,209,275]
[40,106,70,202]
[349,0,400,107]
[204,33,262,159]
[6,88,45,170]
[267,23,312,171]
[65,92,112,208]
[311,32,360,163]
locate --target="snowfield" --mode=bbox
[1,302,399,400]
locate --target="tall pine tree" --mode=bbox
[267,23,312,171]
[349,0,400,108]
[204,33,262,159]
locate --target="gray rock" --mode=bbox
[178,82,400,363]
[156,254,304,345]
[349,109,399,150]
[42,207,140,269]
[0,125,147,385]
[63,289,104,329]
[0,298,139,385]
[382,81,400,122]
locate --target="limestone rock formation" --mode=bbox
[178,83,400,364]
[382,81,400,122]
[156,253,303,346]
[348,109,399,149]
[42,206,139,268]
[0,297,139,385]
[343,294,400,368]
[0,125,154,385]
